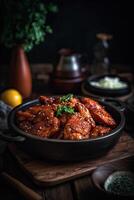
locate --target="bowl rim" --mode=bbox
[8,97,125,143]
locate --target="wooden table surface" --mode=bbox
[0,66,134,200]
[0,152,134,200]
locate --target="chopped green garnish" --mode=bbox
[56,105,75,117]
[60,94,73,102]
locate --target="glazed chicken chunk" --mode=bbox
[75,102,95,128]
[17,105,60,138]
[81,97,116,127]
[64,113,92,140]
[90,125,112,138]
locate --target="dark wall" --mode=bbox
[0,0,133,65]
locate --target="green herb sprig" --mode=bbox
[60,94,73,102]
[56,105,75,117]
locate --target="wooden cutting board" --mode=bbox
[8,132,134,187]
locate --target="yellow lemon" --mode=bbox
[1,89,22,108]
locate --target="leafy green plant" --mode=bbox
[0,0,58,52]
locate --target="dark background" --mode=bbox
[0,0,133,66]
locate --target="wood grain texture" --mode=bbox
[72,176,95,200]
[8,132,134,187]
[43,183,73,200]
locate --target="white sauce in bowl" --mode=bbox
[89,77,128,89]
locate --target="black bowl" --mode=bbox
[0,97,125,161]
[92,160,134,199]
[85,74,131,97]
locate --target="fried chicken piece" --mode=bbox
[32,105,60,137]
[90,125,112,138]
[40,96,61,112]
[39,96,55,105]
[57,99,80,127]
[19,121,33,133]
[81,97,116,127]
[27,105,45,114]
[32,105,54,123]
[64,113,91,140]
[18,105,60,138]
[16,111,35,121]
[59,113,71,126]
[67,97,80,107]
[33,116,60,138]
[75,102,95,128]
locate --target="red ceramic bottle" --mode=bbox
[10,45,32,98]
